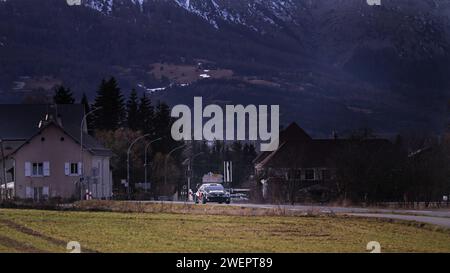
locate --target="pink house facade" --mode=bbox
[0,104,112,201]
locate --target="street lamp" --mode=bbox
[164,144,187,187]
[186,152,203,201]
[0,139,7,200]
[144,137,163,193]
[80,106,102,200]
[127,133,152,200]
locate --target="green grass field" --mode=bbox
[0,208,449,253]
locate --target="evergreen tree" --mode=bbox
[153,101,176,153]
[126,89,140,131]
[53,85,75,104]
[138,93,154,135]
[92,77,125,131]
[154,101,171,130]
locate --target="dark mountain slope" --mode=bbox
[0,0,449,136]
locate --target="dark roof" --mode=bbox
[254,122,312,165]
[253,122,312,164]
[0,104,111,156]
[256,122,392,169]
[279,122,312,143]
[0,140,24,157]
[0,104,83,139]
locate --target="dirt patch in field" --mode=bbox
[0,219,98,253]
[0,234,44,253]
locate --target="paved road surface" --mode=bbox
[346,213,450,228]
[144,201,450,228]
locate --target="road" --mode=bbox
[346,213,450,228]
[146,201,450,228]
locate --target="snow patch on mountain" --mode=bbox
[172,0,299,30]
[83,0,114,13]
[77,0,299,30]
[82,0,144,14]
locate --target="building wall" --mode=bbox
[12,124,111,200]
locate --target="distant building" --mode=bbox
[254,123,392,203]
[202,172,223,184]
[0,104,112,201]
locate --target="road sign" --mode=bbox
[224,161,232,183]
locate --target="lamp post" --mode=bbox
[144,137,163,193]
[127,133,151,200]
[0,139,7,200]
[164,144,186,187]
[186,152,203,201]
[80,106,102,200]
